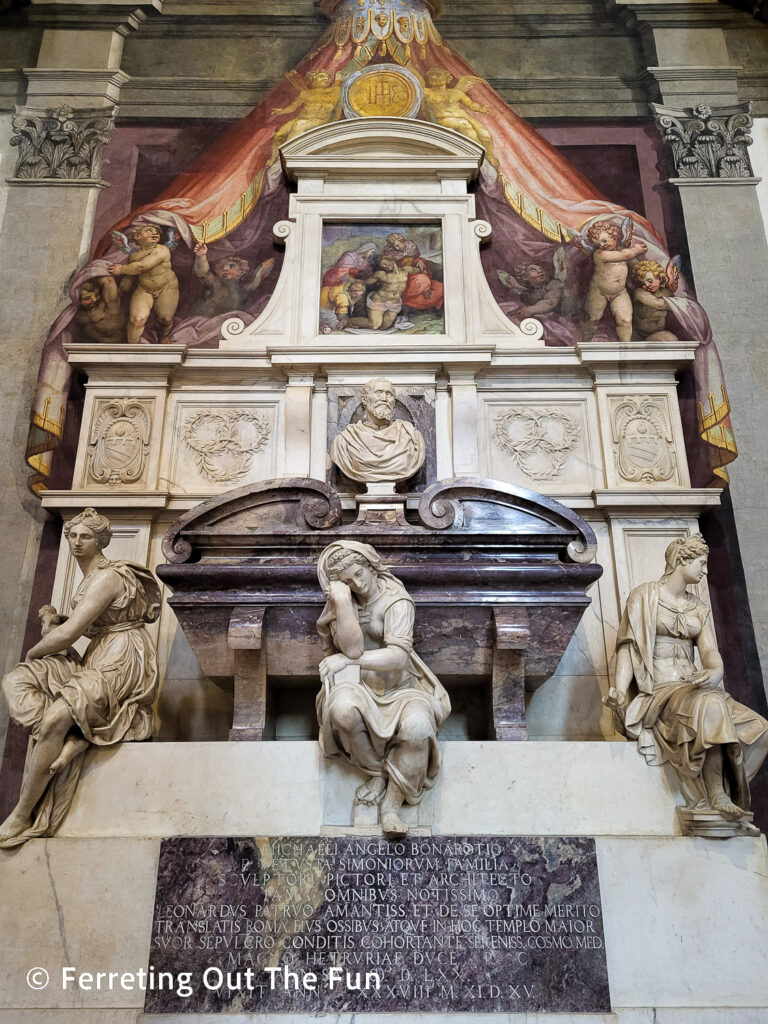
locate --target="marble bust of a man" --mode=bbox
[330,377,425,484]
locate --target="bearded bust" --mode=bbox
[329,378,425,485]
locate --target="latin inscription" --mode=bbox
[145,836,610,1013]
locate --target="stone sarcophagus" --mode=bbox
[158,477,601,742]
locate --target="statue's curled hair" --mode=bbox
[662,533,708,576]
[64,508,113,551]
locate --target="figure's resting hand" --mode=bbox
[684,668,723,690]
[603,687,626,712]
[107,263,122,277]
[319,652,352,688]
[327,580,352,605]
[194,243,207,255]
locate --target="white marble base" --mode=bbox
[56,741,680,839]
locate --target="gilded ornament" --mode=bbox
[343,66,423,119]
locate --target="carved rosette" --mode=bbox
[182,409,271,484]
[10,105,117,182]
[492,407,580,482]
[650,102,754,179]
[88,401,152,487]
[613,397,675,484]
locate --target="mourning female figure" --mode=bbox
[316,542,450,838]
[0,509,160,846]
[606,534,768,834]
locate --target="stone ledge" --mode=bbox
[55,741,682,839]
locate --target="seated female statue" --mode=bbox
[0,508,160,847]
[316,541,450,838]
[606,534,768,831]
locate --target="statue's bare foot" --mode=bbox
[381,811,409,839]
[355,777,386,806]
[49,735,89,774]
[710,795,744,821]
[0,808,31,842]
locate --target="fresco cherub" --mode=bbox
[74,276,126,345]
[570,217,648,343]
[108,224,179,343]
[497,247,578,320]
[191,244,275,318]
[630,258,682,342]
[270,69,343,150]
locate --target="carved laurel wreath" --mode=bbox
[492,408,580,481]
[183,409,271,484]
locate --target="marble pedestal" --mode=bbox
[1,743,767,1021]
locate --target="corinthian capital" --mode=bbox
[650,102,754,180]
[9,104,117,183]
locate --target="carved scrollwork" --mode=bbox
[651,102,754,179]
[613,397,675,484]
[492,407,580,481]
[300,494,342,530]
[417,477,598,563]
[10,104,117,181]
[183,409,271,484]
[160,478,344,565]
[88,400,152,487]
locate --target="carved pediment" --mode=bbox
[418,477,597,564]
[280,117,484,181]
[162,478,342,564]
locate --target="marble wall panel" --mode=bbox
[0,839,160,1010]
[76,395,160,491]
[160,396,283,496]
[598,837,768,1008]
[598,389,688,489]
[478,391,602,494]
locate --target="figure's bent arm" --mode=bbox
[25,570,122,658]
[272,96,303,117]
[193,254,213,283]
[596,249,636,264]
[696,620,724,684]
[330,592,365,660]
[119,246,170,275]
[357,644,409,674]
[98,275,119,303]
[613,644,634,701]
[523,284,561,315]
[634,289,668,311]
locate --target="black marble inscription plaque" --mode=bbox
[145,836,610,1014]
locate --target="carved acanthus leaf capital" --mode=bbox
[650,101,754,180]
[10,104,117,182]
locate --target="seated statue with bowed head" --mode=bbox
[0,508,160,847]
[316,542,451,839]
[329,377,425,485]
[605,534,768,835]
